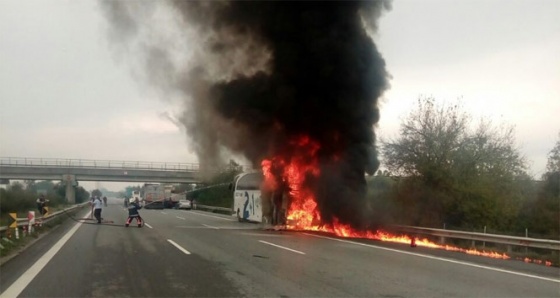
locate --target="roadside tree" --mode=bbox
[381,97,528,230]
[192,160,244,207]
[523,133,560,239]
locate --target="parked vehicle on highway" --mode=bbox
[143,183,165,207]
[163,197,178,209]
[144,201,165,209]
[176,199,192,210]
[233,172,264,223]
[165,192,185,209]
[232,171,289,225]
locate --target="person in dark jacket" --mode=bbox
[125,198,143,227]
[36,194,49,216]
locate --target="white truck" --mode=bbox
[143,183,166,209]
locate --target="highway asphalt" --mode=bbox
[1,197,558,297]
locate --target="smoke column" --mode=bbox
[101,0,391,229]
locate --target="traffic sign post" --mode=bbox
[28,211,35,233]
[9,213,19,239]
[9,213,17,228]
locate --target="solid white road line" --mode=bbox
[167,239,191,255]
[176,216,186,220]
[189,211,235,221]
[160,211,168,215]
[303,233,560,284]
[144,223,153,229]
[202,224,220,229]
[259,240,306,255]
[0,212,86,298]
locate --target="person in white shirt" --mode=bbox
[92,196,103,223]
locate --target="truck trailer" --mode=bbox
[143,183,166,209]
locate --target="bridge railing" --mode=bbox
[0,157,200,171]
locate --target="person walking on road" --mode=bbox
[93,196,103,223]
[126,198,143,228]
[103,196,107,207]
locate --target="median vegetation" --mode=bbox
[186,160,243,209]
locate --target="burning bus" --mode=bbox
[232,171,289,226]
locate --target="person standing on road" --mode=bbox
[89,196,96,219]
[93,196,103,223]
[125,198,143,228]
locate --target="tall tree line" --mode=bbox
[0,180,90,217]
[375,97,558,239]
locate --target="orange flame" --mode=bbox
[261,135,552,267]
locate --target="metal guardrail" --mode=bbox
[188,205,560,251]
[393,225,560,251]
[0,203,90,232]
[0,157,200,171]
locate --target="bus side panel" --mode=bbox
[234,191,245,219]
[234,190,262,222]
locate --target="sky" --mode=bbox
[1,0,559,191]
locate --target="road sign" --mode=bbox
[9,213,17,228]
[28,211,35,224]
[43,207,49,217]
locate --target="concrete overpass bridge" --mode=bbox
[0,157,204,203]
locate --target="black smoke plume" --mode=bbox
[101,0,391,229]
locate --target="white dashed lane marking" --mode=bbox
[168,239,191,255]
[259,240,305,255]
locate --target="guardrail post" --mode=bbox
[470,227,476,248]
[440,223,446,244]
[525,228,529,254]
[483,226,486,249]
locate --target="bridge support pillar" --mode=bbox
[63,175,76,204]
